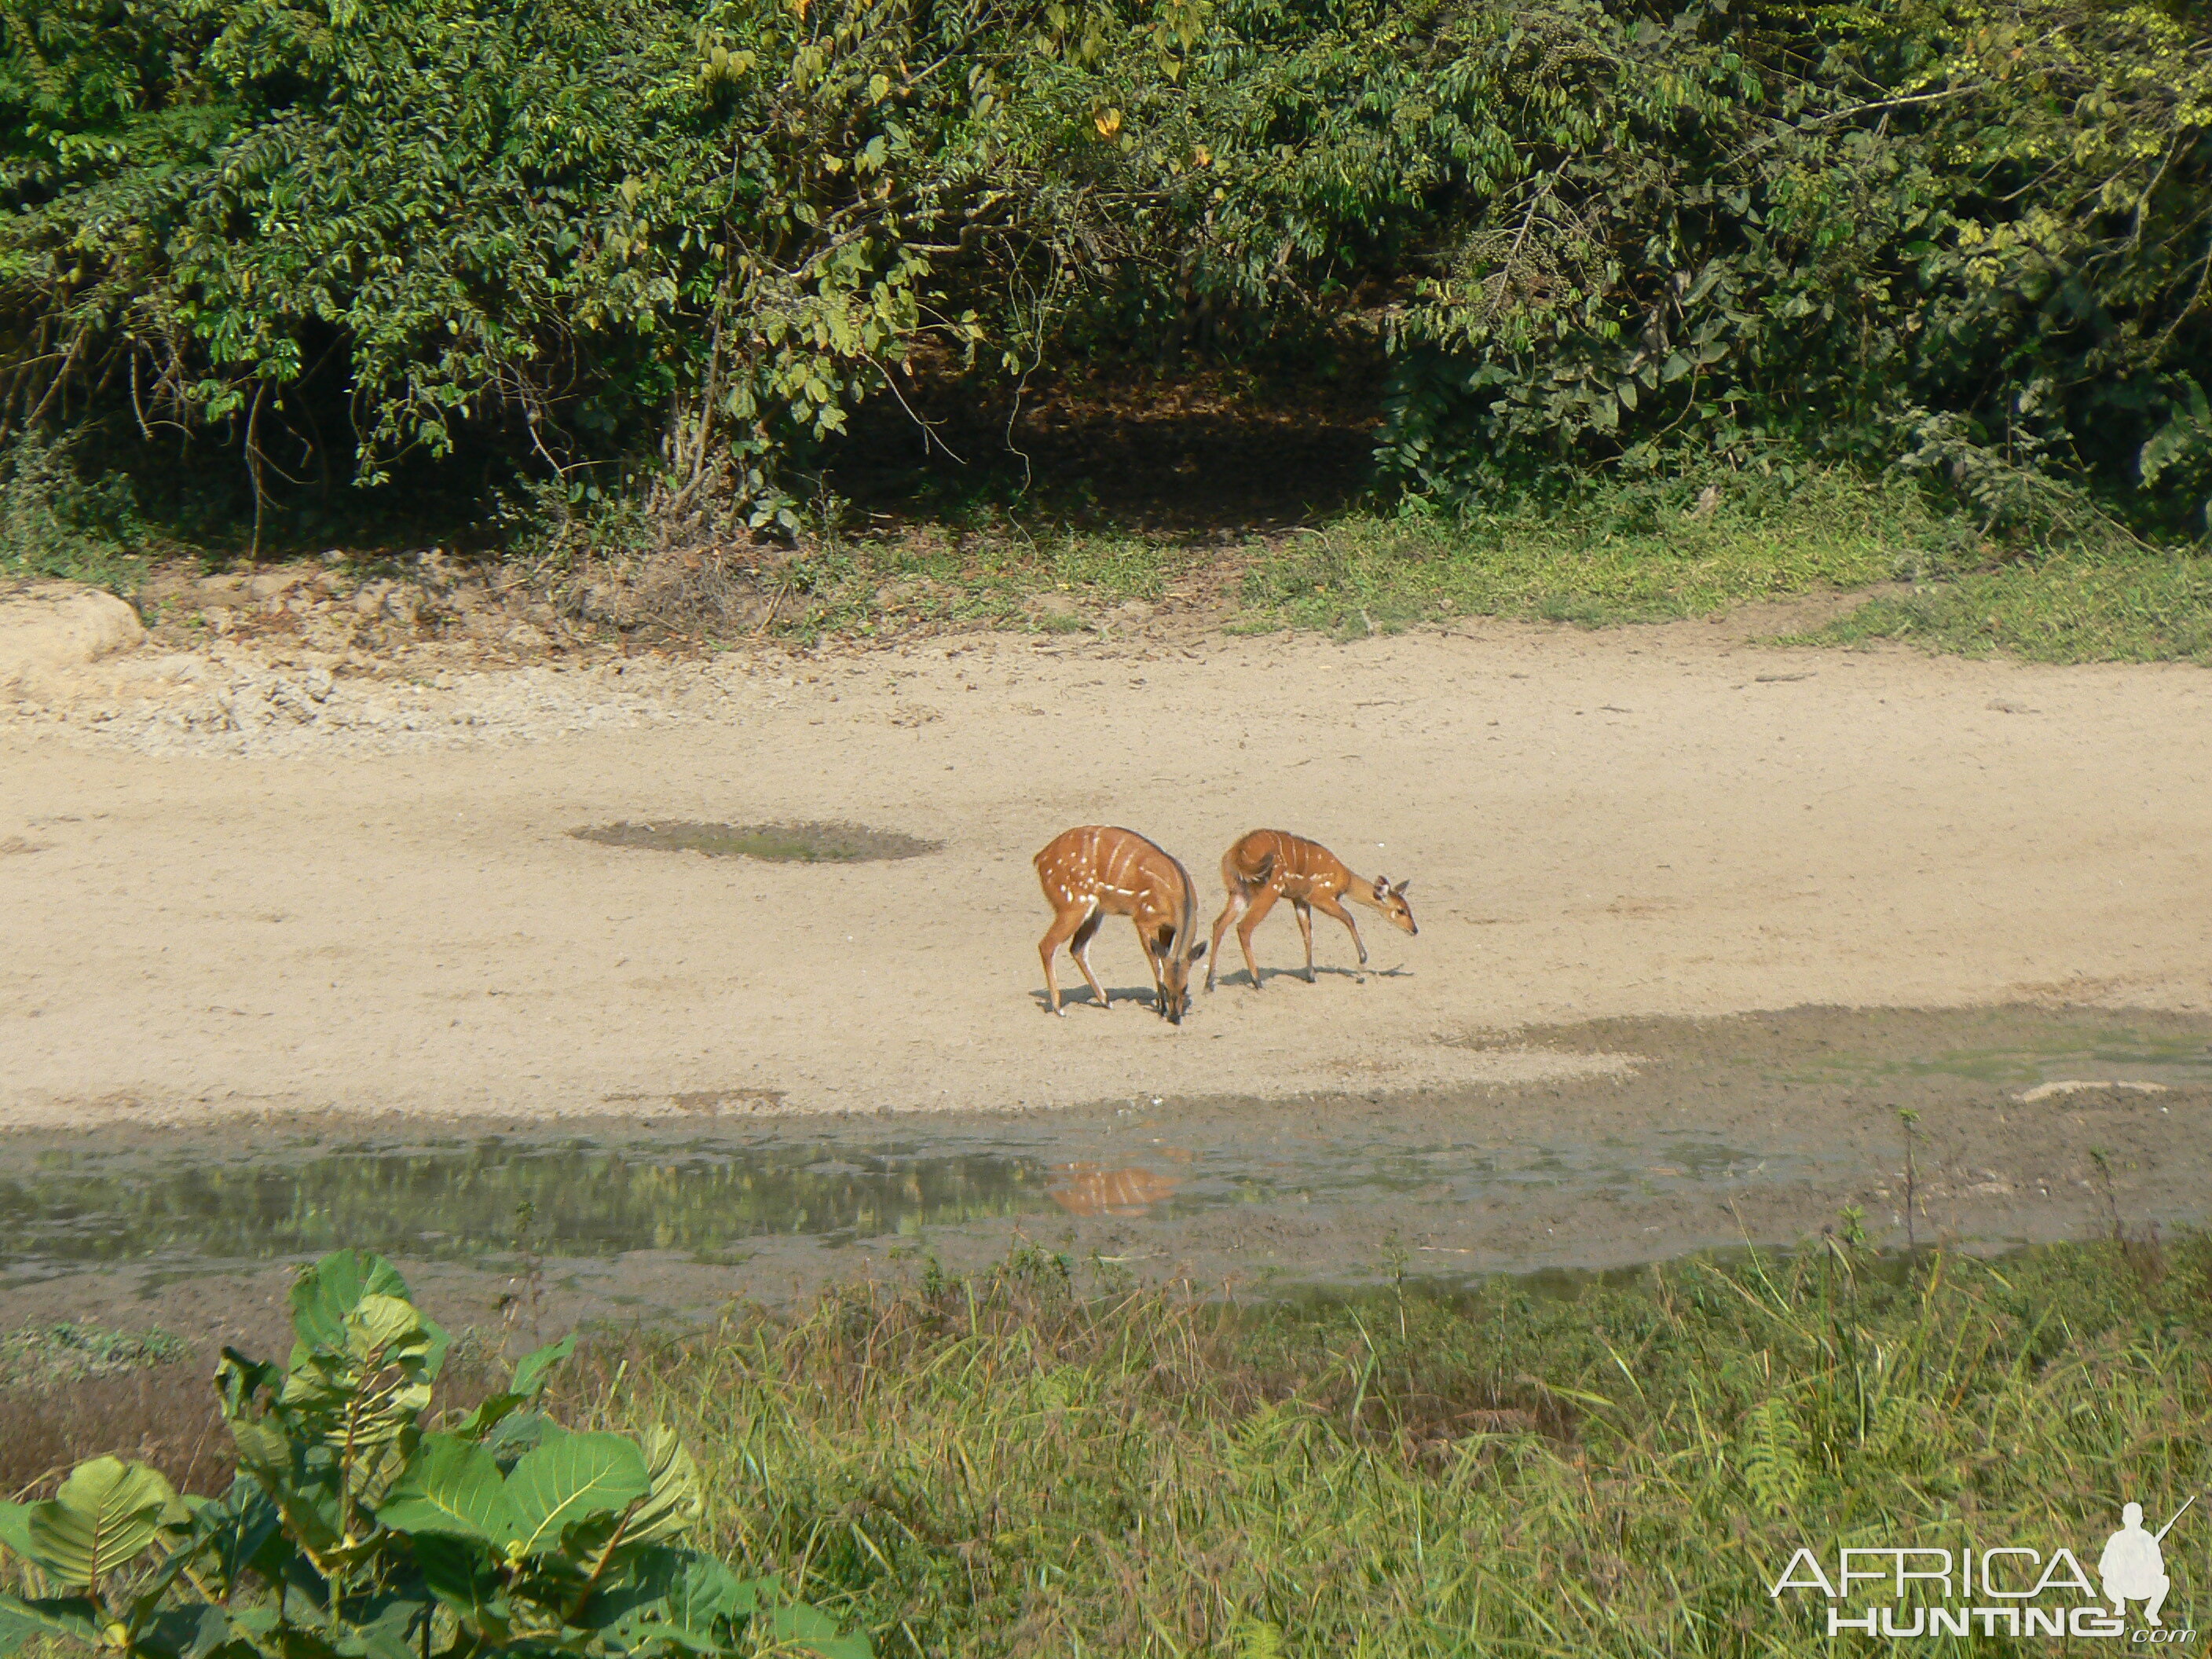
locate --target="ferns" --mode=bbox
[1738,1395,1807,1518]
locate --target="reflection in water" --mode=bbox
[1047,1165,1182,1218]
[0,1140,1052,1269]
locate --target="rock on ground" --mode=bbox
[0,580,145,698]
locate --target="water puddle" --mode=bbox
[570,820,939,862]
[5,1005,2209,1341]
[0,1137,1046,1272]
[0,1121,1777,1281]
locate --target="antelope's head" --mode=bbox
[1155,925,1207,1023]
[1372,875,1418,936]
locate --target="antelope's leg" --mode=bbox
[1291,899,1318,982]
[1137,918,1171,1014]
[1312,892,1368,967]
[1234,886,1279,989]
[1038,904,1088,1016]
[1207,890,1247,992]
[1070,909,1110,1009]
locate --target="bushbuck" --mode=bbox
[1034,825,1207,1021]
[1206,828,1416,991]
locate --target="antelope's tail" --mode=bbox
[1229,849,1276,894]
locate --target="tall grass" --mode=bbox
[573,1239,2212,1657]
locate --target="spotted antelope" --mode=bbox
[1206,828,1416,991]
[1034,825,1207,1021]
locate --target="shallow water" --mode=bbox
[0,1119,1782,1276]
[4,1005,2209,1341]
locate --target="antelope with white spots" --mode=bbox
[1033,825,1207,1021]
[1206,828,1417,991]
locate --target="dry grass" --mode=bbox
[0,1361,229,1500]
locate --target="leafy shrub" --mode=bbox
[2,0,2206,533]
[0,433,145,585]
[0,1250,867,1659]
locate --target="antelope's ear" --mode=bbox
[1191,940,1207,961]
[1372,874,1390,895]
[1394,880,1412,895]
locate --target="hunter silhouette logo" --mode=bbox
[2103,1499,2193,1627]
[1769,1496,2200,1641]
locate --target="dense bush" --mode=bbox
[2,0,2207,537]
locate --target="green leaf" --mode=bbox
[595,1551,764,1649]
[0,1594,104,1656]
[504,1434,650,1557]
[413,1535,510,1639]
[338,1595,426,1659]
[509,1334,574,1404]
[446,1392,524,1443]
[24,1458,176,1591]
[764,1602,872,1659]
[168,1479,280,1604]
[624,1428,703,1547]
[376,1437,515,1541]
[139,1606,233,1659]
[288,1252,415,1358]
[0,1504,34,1567]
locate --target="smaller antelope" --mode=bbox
[1207,829,1416,991]
[1034,825,1207,1022]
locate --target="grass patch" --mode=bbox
[0,1322,188,1390]
[572,1236,2212,1657]
[1234,467,1981,637]
[1789,550,2212,663]
[766,526,1205,642]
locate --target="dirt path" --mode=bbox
[5,613,2210,1128]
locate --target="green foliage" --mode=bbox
[0,432,145,587]
[602,1240,2212,1656]
[1354,0,2212,522]
[0,1249,867,1659]
[5,0,2206,533]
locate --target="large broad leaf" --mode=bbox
[504,1434,649,1558]
[376,1436,515,1542]
[413,1534,511,1640]
[624,1429,703,1547]
[588,1547,760,1642]
[22,1458,177,1591]
[335,1594,427,1659]
[163,1479,282,1605]
[225,1416,295,1481]
[216,1350,284,1423]
[510,1335,574,1404]
[139,1605,235,1659]
[288,1252,416,1361]
[0,1594,104,1657]
[0,1504,34,1568]
[446,1392,524,1444]
[762,1602,873,1659]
